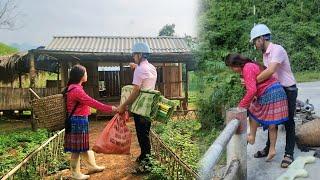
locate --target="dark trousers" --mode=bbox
[265,85,298,156]
[133,114,151,160]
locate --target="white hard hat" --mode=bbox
[250,24,271,42]
[132,42,151,54]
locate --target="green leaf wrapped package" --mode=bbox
[120,85,176,123]
[121,85,161,119]
[154,96,176,123]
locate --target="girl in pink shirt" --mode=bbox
[225,54,289,161]
[64,64,117,179]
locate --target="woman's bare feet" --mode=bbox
[266,149,276,162]
[247,134,255,145]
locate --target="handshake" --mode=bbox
[111,104,127,114]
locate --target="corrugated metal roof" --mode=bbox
[45,36,191,53]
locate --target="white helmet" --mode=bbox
[132,42,151,54]
[250,24,271,42]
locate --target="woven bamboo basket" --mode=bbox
[31,94,66,131]
[296,118,320,147]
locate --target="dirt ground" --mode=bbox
[49,118,145,180]
[0,119,31,132]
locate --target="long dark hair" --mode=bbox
[225,53,266,71]
[67,64,86,86]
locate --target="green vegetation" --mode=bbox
[159,24,175,36]
[0,128,68,178]
[0,43,17,56]
[0,129,49,177]
[146,119,224,179]
[145,157,168,180]
[294,71,320,83]
[0,42,58,88]
[154,119,221,169]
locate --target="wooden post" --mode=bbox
[57,62,60,90]
[182,63,189,110]
[162,63,166,97]
[29,53,36,89]
[18,73,22,88]
[120,63,124,89]
[178,63,183,97]
[226,107,247,180]
[60,61,68,88]
[29,53,37,131]
[93,62,99,98]
[83,62,99,98]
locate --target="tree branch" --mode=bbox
[0,0,19,30]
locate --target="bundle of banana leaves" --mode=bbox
[121,85,161,118]
[120,85,176,122]
[155,96,176,123]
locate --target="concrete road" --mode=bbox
[297,81,320,116]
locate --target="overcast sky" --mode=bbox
[0,0,198,47]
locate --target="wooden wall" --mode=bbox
[162,64,183,98]
[0,87,60,110]
[82,62,99,98]
[97,64,184,99]
[98,67,133,98]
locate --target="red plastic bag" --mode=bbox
[93,112,131,154]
